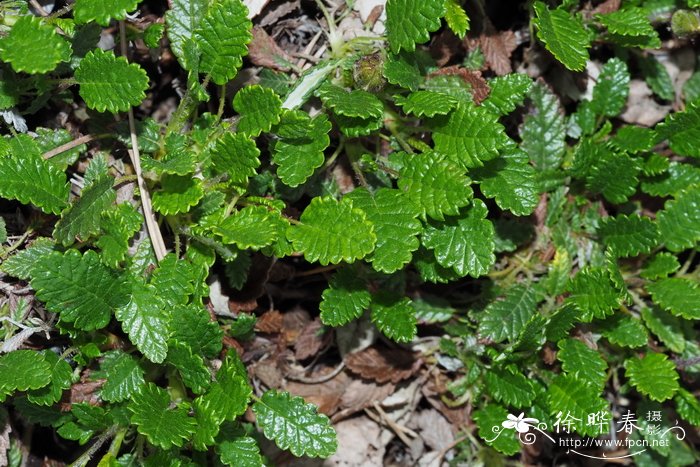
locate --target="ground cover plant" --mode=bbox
[0,0,699,465]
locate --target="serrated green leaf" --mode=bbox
[116,282,171,363]
[218,434,263,467]
[272,111,331,187]
[394,91,457,117]
[397,152,472,221]
[444,0,469,38]
[215,206,280,250]
[478,285,539,343]
[13,396,70,427]
[411,296,456,323]
[129,383,197,449]
[26,351,72,406]
[0,351,52,402]
[165,0,207,71]
[31,250,128,330]
[599,314,648,348]
[646,278,700,320]
[611,126,658,153]
[196,0,252,85]
[641,306,685,353]
[0,16,71,74]
[624,353,679,402]
[0,237,55,279]
[167,341,211,394]
[483,368,535,408]
[656,187,700,252]
[96,203,143,268]
[346,188,421,273]
[598,214,660,257]
[152,174,204,215]
[591,58,630,117]
[684,69,700,103]
[317,83,384,119]
[208,132,260,187]
[433,103,509,169]
[585,149,640,204]
[171,305,223,358]
[287,196,376,265]
[533,2,590,71]
[674,389,700,426]
[252,389,337,458]
[319,268,371,326]
[199,354,251,423]
[370,291,417,343]
[383,52,423,91]
[567,268,620,321]
[641,253,681,281]
[94,350,145,403]
[225,252,251,290]
[151,254,196,306]
[548,374,608,436]
[191,398,221,449]
[53,176,115,246]
[233,85,282,136]
[642,162,700,197]
[656,100,700,158]
[557,339,607,390]
[386,0,445,53]
[482,73,532,115]
[597,7,660,47]
[142,134,196,176]
[521,82,565,170]
[640,55,675,101]
[474,404,521,455]
[74,0,139,26]
[0,153,69,214]
[473,148,538,216]
[75,49,149,113]
[422,200,495,277]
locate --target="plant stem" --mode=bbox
[216,84,227,120]
[42,134,99,160]
[69,425,118,467]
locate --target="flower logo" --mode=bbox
[502,412,540,433]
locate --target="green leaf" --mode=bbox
[0,153,69,214]
[26,351,72,406]
[474,404,520,455]
[287,196,376,265]
[641,253,680,280]
[482,73,532,115]
[142,134,196,176]
[171,305,223,358]
[646,278,700,320]
[75,49,149,113]
[0,16,71,74]
[167,341,211,394]
[533,2,590,71]
[521,82,565,170]
[209,132,261,187]
[150,254,196,306]
[252,390,337,458]
[611,126,659,154]
[599,314,648,348]
[233,85,282,136]
[642,163,700,197]
[199,355,251,424]
[585,149,640,204]
[674,389,700,426]
[383,52,423,91]
[74,0,139,26]
[397,152,473,221]
[478,285,539,343]
[94,351,145,403]
[96,203,143,268]
[346,188,421,273]
[433,103,509,169]
[0,238,55,279]
[590,58,630,117]
[0,351,52,402]
[129,383,197,449]
[31,250,128,331]
[656,100,700,158]
[370,291,417,343]
[196,0,252,85]
[53,176,116,246]
[656,187,700,252]
[598,214,660,257]
[624,353,679,402]
[116,282,171,363]
[319,268,371,326]
[152,174,204,215]
[567,268,620,321]
[472,148,539,216]
[640,55,675,101]
[597,7,660,46]
[444,0,469,38]
[557,339,607,390]
[272,111,331,187]
[317,83,384,119]
[394,91,457,117]
[547,374,608,436]
[218,433,264,467]
[385,0,445,53]
[483,368,535,408]
[165,0,207,71]
[215,206,279,250]
[641,307,685,353]
[422,200,495,277]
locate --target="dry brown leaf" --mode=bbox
[294,318,328,360]
[285,370,350,415]
[259,0,300,28]
[429,66,490,104]
[255,310,283,333]
[252,360,284,389]
[281,307,310,344]
[592,0,621,15]
[345,345,420,384]
[334,378,396,421]
[248,26,292,71]
[479,29,518,76]
[409,409,455,452]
